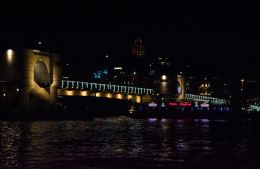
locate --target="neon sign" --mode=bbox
[148,102,157,107]
[169,102,178,106]
[180,102,192,107]
[200,103,209,108]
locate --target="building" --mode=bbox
[146,57,185,99]
[132,38,145,60]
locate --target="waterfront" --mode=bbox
[1,116,260,168]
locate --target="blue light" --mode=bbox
[177,86,181,94]
[103,70,108,74]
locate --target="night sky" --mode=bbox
[0,2,259,79]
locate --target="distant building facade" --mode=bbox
[132,38,145,60]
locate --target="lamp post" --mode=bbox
[241,79,245,91]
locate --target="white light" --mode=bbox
[6,49,13,64]
[201,103,209,108]
[33,50,40,53]
[3,93,6,97]
[38,41,42,45]
[148,102,157,107]
[161,75,167,81]
[66,64,69,66]
[105,55,109,58]
[7,49,13,56]
[161,102,166,107]
[114,67,122,70]
[16,88,19,92]
[133,72,136,75]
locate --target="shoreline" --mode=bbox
[0,109,258,121]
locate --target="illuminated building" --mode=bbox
[132,38,145,60]
[198,78,211,96]
[146,57,185,99]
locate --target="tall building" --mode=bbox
[132,38,145,60]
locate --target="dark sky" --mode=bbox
[0,1,259,79]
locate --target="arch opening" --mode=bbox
[34,61,50,87]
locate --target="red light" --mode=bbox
[169,102,178,106]
[180,102,192,107]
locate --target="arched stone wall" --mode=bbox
[34,60,50,87]
[22,49,61,112]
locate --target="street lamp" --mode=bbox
[241,79,245,91]
[161,75,167,81]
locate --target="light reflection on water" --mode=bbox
[0,117,260,168]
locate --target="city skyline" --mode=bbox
[1,3,260,169]
[0,2,259,79]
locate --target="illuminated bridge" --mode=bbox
[185,94,228,105]
[58,80,154,103]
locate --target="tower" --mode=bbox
[132,38,145,60]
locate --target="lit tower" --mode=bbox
[132,38,145,60]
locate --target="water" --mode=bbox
[0,117,260,169]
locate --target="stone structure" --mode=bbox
[0,49,61,113]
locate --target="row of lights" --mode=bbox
[201,83,210,87]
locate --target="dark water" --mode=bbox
[0,117,260,169]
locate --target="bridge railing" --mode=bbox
[185,93,227,105]
[61,80,154,95]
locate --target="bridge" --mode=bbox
[185,93,228,105]
[0,49,155,113]
[58,80,154,103]
[0,48,228,113]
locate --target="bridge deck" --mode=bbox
[61,80,154,95]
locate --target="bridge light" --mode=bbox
[127,95,133,99]
[116,94,123,99]
[106,93,112,98]
[136,96,141,103]
[33,50,40,53]
[66,90,74,96]
[80,91,87,96]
